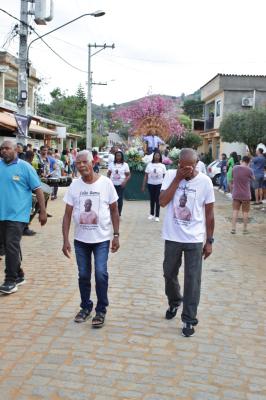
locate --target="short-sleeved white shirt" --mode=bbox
[195,160,207,174]
[161,170,215,243]
[108,162,130,186]
[108,153,115,169]
[145,162,167,185]
[63,176,118,243]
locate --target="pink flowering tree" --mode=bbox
[113,95,185,141]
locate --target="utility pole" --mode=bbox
[86,43,115,150]
[17,0,30,145]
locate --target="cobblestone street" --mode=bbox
[0,188,265,400]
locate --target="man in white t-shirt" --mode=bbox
[62,150,120,328]
[195,159,207,174]
[160,148,215,337]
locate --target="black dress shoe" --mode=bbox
[23,228,36,236]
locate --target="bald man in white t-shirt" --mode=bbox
[160,148,215,337]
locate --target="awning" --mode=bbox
[0,112,16,130]
[0,111,58,136]
[29,124,58,136]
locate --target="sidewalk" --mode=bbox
[0,189,265,400]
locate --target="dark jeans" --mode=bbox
[114,185,125,216]
[74,239,110,314]
[163,240,203,325]
[52,186,58,198]
[0,221,25,282]
[148,184,161,217]
[147,147,159,155]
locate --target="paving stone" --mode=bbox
[192,393,221,400]
[0,191,265,399]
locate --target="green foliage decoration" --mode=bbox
[125,148,146,172]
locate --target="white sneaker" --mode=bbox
[148,215,155,220]
[226,193,232,198]
[155,217,160,222]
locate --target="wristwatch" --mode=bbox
[206,237,214,244]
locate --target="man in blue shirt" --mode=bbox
[0,140,47,294]
[143,132,165,155]
[251,148,266,204]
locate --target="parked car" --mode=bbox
[207,160,221,186]
[98,152,109,168]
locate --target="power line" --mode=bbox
[31,36,87,73]
[1,24,18,49]
[0,7,27,26]
[38,110,84,124]
[0,8,87,73]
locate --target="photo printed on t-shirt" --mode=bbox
[173,185,196,225]
[79,190,100,229]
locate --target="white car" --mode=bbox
[207,160,222,186]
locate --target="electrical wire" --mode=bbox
[37,110,85,124]
[1,25,14,48]
[0,7,88,73]
[31,36,87,73]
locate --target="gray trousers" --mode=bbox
[163,240,203,325]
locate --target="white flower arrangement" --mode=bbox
[168,147,181,166]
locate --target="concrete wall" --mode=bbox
[201,75,221,101]
[220,141,247,157]
[220,75,266,91]
[223,89,266,116]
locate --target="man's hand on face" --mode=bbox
[176,166,194,181]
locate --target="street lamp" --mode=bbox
[27,11,106,62]
[22,10,105,146]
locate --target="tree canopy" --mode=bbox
[113,95,185,140]
[182,99,204,119]
[219,108,266,155]
[38,86,114,136]
[166,131,202,150]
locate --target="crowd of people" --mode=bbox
[12,143,80,235]
[0,138,265,337]
[216,148,266,233]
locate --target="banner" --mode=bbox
[15,114,32,138]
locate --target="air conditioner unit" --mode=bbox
[242,97,253,107]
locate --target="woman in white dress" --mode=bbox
[142,151,166,222]
[107,151,131,217]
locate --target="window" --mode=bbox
[216,100,221,117]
